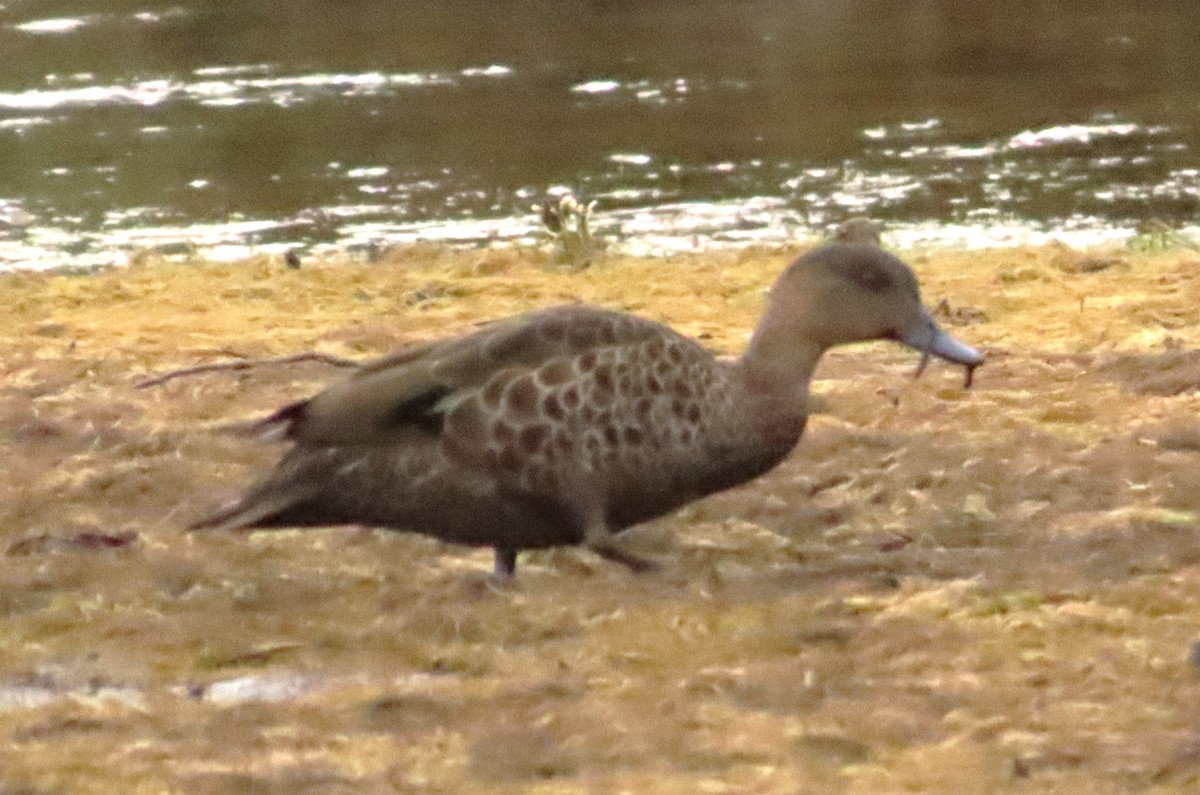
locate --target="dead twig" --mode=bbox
[136,351,359,389]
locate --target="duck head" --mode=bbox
[744,242,984,390]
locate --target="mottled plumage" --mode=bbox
[191,243,984,577]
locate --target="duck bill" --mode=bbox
[903,313,985,387]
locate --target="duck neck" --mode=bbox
[738,323,825,410]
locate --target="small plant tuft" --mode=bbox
[533,194,606,268]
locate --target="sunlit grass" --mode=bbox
[3,240,1200,792]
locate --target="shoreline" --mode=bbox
[3,207,1193,274]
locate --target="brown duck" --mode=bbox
[191,243,984,577]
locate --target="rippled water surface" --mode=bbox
[1,1,1199,268]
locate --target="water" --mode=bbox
[1,1,1199,270]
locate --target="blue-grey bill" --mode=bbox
[904,316,985,388]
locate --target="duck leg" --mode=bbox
[583,522,659,573]
[493,548,518,580]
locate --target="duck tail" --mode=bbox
[187,448,326,533]
[187,485,312,533]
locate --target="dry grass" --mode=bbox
[3,241,1200,792]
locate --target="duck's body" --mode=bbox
[192,243,984,577]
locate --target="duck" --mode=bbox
[831,217,884,246]
[190,242,984,578]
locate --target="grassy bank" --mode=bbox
[3,241,1200,793]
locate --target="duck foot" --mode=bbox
[587,541,660,574]
[582,522,659,573]
[492,547,518,581]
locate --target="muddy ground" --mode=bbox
[3,241,1200,793]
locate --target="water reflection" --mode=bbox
[0,1,1199,269]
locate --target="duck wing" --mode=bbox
[256,305,681,446]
